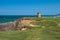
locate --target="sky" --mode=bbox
[0,0,60,15]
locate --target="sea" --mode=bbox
[0,15,56,23]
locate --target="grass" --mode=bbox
[0,17,60,40]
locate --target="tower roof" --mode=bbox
[37,12,40,14]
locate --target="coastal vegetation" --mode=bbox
[0,17,60,40]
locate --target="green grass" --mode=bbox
[0,17,60,40]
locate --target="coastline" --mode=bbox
[0,15,57,23]
[0,15,59,31]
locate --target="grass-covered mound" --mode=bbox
[0,17,60,40]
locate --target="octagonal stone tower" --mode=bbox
[37,12,41,18]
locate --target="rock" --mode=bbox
[0,22,15,31]
[21,28,28,30]
[0,17,36,31]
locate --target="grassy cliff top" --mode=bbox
[0,17,60,40]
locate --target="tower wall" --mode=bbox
[37,12,41,17]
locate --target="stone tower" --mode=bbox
[37,12,41,17]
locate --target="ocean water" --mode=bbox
[0,15,37,23]
[0,15,56,23]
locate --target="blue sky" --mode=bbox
[0,0,60,15]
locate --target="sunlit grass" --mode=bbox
[0,17,60,40]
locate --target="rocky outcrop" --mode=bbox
[0,18,35,31]
[56,14,60,17]
[15,18,35,30]
[0,22,15,31]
